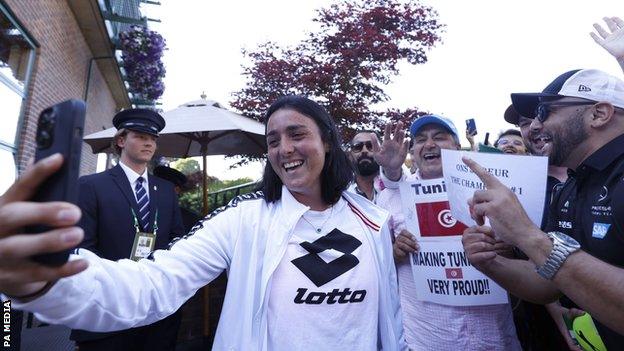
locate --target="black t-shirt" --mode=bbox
[546,134,624,349]
[542,175,563,229]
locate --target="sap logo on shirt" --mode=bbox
[592,222,611,239]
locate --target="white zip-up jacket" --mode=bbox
[14,187,405,350]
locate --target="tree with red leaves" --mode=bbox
[231,0,444,148]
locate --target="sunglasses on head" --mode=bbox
[535,100,596,123]
[351,141,373,152]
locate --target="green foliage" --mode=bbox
[178,190,201,215]
[177,176,256,214]
[171,158,200,175]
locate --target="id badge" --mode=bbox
[130,231,156,261]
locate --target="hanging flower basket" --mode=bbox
[119,25,166,101]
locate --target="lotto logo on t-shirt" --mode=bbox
[415,201,467,237]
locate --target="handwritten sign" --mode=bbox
[441,149,548,228]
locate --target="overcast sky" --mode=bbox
[145,0,623,180]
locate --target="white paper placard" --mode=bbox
[410,240,509,306]
[399,177,509,306]
[441,149,548,228]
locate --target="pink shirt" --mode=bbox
[377,172,521,350]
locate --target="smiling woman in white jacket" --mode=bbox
[2,96,405,350]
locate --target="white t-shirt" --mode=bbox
[267,198,379,350]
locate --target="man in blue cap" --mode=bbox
[71,108,185,351]
[374,116,521,350]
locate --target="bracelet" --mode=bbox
[6,282,53,300]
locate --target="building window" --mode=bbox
[0,3,35,192]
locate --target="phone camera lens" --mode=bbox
[37,109,56,149]
[40,110,55,125]
[36,130,50,146]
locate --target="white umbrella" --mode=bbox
[84,99,267,213]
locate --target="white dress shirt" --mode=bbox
[118,161,150,202]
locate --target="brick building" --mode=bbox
[0,0,134,193]
[1,2,223,349]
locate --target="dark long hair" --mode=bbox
[258,96,354,205]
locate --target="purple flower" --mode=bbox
[119,26,167,101]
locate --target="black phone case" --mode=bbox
[26,99,85,266]
[465,118,477,135]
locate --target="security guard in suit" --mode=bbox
[71,109,185,351]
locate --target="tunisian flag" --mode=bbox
[415,201,467,237]
[445,267,464,279]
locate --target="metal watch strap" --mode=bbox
[536,232,580,280]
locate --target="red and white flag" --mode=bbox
[415,201,467,237]
[445,267,463,279]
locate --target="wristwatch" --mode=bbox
[535,231,581,280]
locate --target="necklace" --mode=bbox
[301,206,334,233]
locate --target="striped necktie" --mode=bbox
[135,176,150,231]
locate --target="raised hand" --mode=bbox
[465,130,476,151]
[590,17,624,61]
[371,122,409,181]
[0,154,87,298]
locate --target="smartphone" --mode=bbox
[26,99,86,266]
[562,314,581,348]
[465,118,477,136]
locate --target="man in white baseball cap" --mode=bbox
[511,69,624,122]
[462,68,624,350]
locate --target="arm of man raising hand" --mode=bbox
[0,154,87,299]
[591,16,624,73]
[372,122,409,182]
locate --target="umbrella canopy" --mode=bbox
[83,99,266,157]
[83,99,267,215]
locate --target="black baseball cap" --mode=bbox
[503,105,520,125]
[510,69,582,118]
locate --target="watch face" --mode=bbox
[552,231,581,248]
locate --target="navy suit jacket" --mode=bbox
[77,164,184,259]
[71,164,184,341]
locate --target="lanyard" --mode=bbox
[131,208,159,235]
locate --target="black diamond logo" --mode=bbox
[291,229,362,287]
